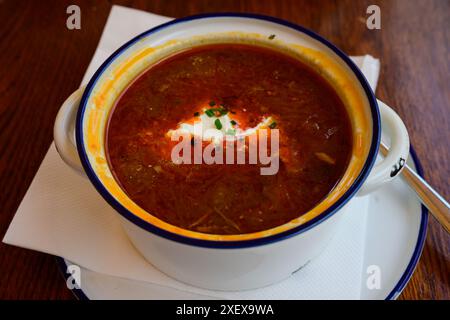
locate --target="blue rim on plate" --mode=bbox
[384,147,428,300]
[75,13,381,249]
[55,146,428,300]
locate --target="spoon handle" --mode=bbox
[380,143,450,233]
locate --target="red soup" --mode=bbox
[106,44,353,235]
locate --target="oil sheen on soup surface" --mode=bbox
[107,44,352,235]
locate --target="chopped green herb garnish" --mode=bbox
[230,120,237,126]
[268,34,276,40]
[218,107,228,115]
[205,109,215,117]
[209,101,216,106]
[269,122,277,129]
[225,129,236,136]
[205,107,228,117]
[193,112,200,117]
[214,119,223,130]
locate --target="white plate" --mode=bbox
[57,148,427,300]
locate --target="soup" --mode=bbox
[106,44,352,235]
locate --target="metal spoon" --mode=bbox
[380,142,450,233]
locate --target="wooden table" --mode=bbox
[0,0,448,300]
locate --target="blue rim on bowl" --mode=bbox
[75,13,381,249]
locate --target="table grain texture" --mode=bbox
[0,0,448,300]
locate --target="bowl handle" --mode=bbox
[53,87,86,176]
[357,99,410,196]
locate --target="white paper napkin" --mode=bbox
[3,5,379,299]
